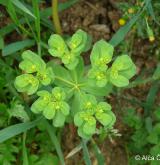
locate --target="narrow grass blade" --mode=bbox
[32,0,41,55]
[11,0,36,19]
[0,117,42,143]
[109,0,150,47]
[82,139,92,165]
[2,39,35,56]
[45,120,65,165]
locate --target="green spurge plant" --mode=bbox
[14,29,136,139]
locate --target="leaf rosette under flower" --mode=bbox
[109,55,136,87]
[31,87,70,127]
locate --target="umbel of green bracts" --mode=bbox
[31,87,70,127]
[88,40,136,88]
[74,94,116,139]
[14,29,137,139]
[48,29,90,70]
[14,50,54,95]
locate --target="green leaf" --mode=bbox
[74,113,83,127]
[147,131,158,144]
[52,111,65,127]
[47,61,73,87]
[11,0,36,19]
[153,64,160,80]
[74,57,84,81]
[110,75,129,87]
[8,102,30,122]
[2,39,35,56]
[82,82,112,97]
[43,103,56,120]
[83,122,96,135]
[0,36,4,50]
[96,113,113,126]
[31,98,50,114]
[61,102,70,116]
[144,82,159,115]
[0,117,42,143]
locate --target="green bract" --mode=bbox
[90,40,113,71]
[31,87,70,127]
[109,55,136,87]
[74,94,115,139]
[88,68,108,87]
[88,41,136,88]
[19,50,46,73]
[14,50,54,95]
[48,29,89,70]
[14,29,136,139]
[14,74,39,95]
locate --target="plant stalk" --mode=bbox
[52,0,62,35]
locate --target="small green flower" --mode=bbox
[31,87,70,127]
[74,94,116,139]
[80,94,97,113]
[36,67,54,86]
[109,55,136,87]
[90,40,113,71]
[48,29,90,70]
[61,52,79,70]
[74,111,96,139]
[48,34,67,57]
[19,50,46,73]
[95,102,116,127]
[15,51,54,94]
[68,29,88,54]
[88,68,108,87]
[14,74,39,95]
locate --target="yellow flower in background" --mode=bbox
[128,8,135,14]
[149,36,155,42]
[118,18,126,26]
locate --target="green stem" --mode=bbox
[44,120,65,165]
[52,0,62,35]
[82,139,92,165]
